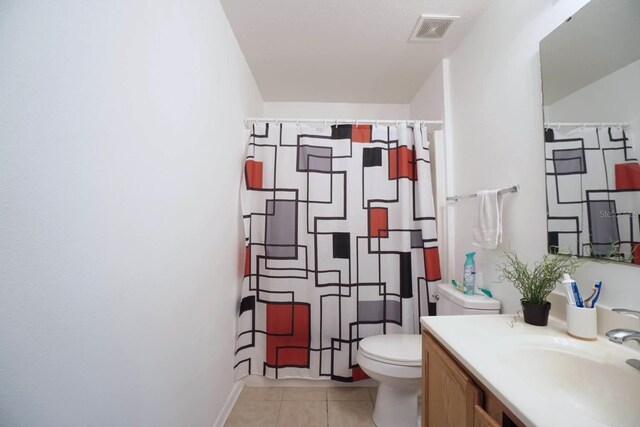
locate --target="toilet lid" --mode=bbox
[358,334,421,366]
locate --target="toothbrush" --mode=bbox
[583,281,601,308]
[589,281,603,308]
[571,282,584,308]
[583,288,597,307]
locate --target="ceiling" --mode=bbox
[541,0,640,104]
[220,0,491,103]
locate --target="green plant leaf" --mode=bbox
[497,246,584,305]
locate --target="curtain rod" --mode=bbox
[544,122,630,128]
[244,118,443,128]
[447,184,520,202]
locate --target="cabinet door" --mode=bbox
[474,405,500,427]
[424,333,482,427]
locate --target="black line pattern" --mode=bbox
[544,127,640,263]
[235,123,442,381]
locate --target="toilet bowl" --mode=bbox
[356,334,421,427]
[358,284,501,427]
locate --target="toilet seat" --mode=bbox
[358,334,421,367]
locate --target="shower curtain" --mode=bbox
[545,126,640,261]
[235,122,442,381]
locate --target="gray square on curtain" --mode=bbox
[553,148,586,174]
[265,199,297,259]
[297,145,333,172]
[587,199,620,256]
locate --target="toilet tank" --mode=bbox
[436,283,500,315]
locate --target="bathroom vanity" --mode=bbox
[420,314,640,427]
[421,328,523,427]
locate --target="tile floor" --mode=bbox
[225,386,378,427]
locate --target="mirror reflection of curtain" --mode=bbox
[545,126,640,263]
[235,122,442,380]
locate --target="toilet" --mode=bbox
[435,283,501,316]
[357,284,500,427]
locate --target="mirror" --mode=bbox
[540,0,640,264]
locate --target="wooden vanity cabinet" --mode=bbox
[422,330,524,427]
[474,405,500,427]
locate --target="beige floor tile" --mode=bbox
[328,400,375,427]
[327,387,371,401]
[238,386,284,402]
[282,387,327,401]
[277,400,328,427]
[225,400,281,427]
[368,387,377,402]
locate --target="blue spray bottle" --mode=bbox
[463,252,476,295]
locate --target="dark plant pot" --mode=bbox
[521,300,551,326]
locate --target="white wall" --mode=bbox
[409,63,445,121]
[0,1,262,426]
[443,0,640,313]
[263,102,410,120]
[546,59,640,154]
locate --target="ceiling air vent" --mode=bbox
[409,15,458,42]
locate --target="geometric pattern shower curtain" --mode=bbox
[545,127,640,262]
[235,122,442,381]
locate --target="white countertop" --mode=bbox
[420,314,640,427]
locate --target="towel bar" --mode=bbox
[446,184,520,202]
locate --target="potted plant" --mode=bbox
[497,247,583,326]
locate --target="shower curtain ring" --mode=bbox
[355,120,359,128]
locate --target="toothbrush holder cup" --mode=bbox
[566,304,597,340]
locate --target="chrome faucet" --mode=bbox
[607,308,640,371]
[606,328,640,344]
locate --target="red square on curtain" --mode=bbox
[266,303,310,367]
[245,160,263,189]
[351,125,371,143]
[244,245,250,277]
[423,247,442,281]
[369,208,388,238]
[615,163,640,190]
[352,366,369,381]
[388,147,416,180]
[633,243,640,265]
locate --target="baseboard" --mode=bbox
[212,381,244,427]
[242,375,378,388]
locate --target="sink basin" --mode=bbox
[421,314,640,426]
[500,346,640,426]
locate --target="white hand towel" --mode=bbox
[473,190,503,249]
